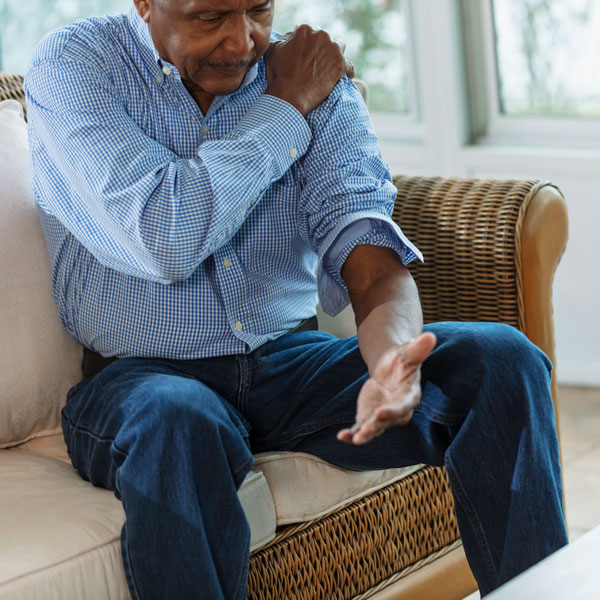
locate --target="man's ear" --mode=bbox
[133,0,152,23]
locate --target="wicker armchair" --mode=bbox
[0,72,568,600]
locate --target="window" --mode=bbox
[273,0,421,144]
[274,0,413,115]
[462,0,600,148]
[0,0,130,73]
[493,0,600,119]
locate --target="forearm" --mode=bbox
[342,245,423,373]
[27,60,311,281]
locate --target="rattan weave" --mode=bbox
[0,72,26,117]
[248,467,459,600]
[391,175,549,330]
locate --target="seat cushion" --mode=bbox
[1,435,421,600]
[0,442,276,600]
[0,448,128,600]
[254,451,422,525]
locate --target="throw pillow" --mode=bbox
[0,99,83,448]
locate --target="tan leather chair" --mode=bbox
[0,72,567,600]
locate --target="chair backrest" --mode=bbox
[0,96,83,449]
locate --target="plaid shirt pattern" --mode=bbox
[25,7,421,359]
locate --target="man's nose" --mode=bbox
[221,14,255,57]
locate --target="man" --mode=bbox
[25,0,568,598]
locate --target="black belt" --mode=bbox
[82,315,319,380]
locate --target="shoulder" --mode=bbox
[27,14,129,72]
[25,15,135,114]
[308,76,370,130]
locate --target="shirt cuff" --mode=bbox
[225,94,312,179]
[317,216,423,316]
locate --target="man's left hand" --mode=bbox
[337,332,436,445]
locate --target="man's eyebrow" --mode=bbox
[189,0,272,16]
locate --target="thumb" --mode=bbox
[402,332,437,367]
[373,332,436,383]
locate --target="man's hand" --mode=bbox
[337,332,436,445]
[264,25,355,116]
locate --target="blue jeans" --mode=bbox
[61,322,568,598]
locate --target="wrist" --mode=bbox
[356,303,419,375]
[264,89,308,117]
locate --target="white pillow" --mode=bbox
[0,99,83,448]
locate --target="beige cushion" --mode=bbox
[255,451,421,525]
[0,448,128,600]
[0,100,83,448]
[1,435,422,599]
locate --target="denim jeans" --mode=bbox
[61,321,568,599]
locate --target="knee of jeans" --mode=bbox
[481,322,552,374]
[443,322,550,373]
[464,323,554,419]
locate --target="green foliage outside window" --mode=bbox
[494,0,600,118]
[273,0,411,114]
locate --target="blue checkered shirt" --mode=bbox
[25,7,422,359]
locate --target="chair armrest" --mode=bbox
[392,175,568,416]
[0,73,26,118]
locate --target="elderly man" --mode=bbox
[25,0,567,598]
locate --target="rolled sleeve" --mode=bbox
[318,215,423,316]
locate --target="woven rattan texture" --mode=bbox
[248,466,459,600]
[0,73,26,117]
[392,175,540,328]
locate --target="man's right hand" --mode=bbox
[264,25,354,117]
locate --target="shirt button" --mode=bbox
[155,74,162,84]
[235,321,243,332]
[223,257,232,268]
[250,198,257,206]
[289,148,298,158]
[202,125,209,135]
[162,66,172,75]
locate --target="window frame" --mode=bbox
[364,0,425,148]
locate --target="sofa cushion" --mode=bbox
[0,448,128,600]
[0,100,83,448]
[254,451,422,525]
[1,435,422,600]
[0,444,276,600]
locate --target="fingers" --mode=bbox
[337,417,386,445]
[334,39,347,54]
[337,403,416,445]
[345,59,355,79]
[337,377,421,445]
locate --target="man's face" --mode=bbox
[136,0,274,97]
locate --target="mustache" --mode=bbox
[207,55,257,68]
